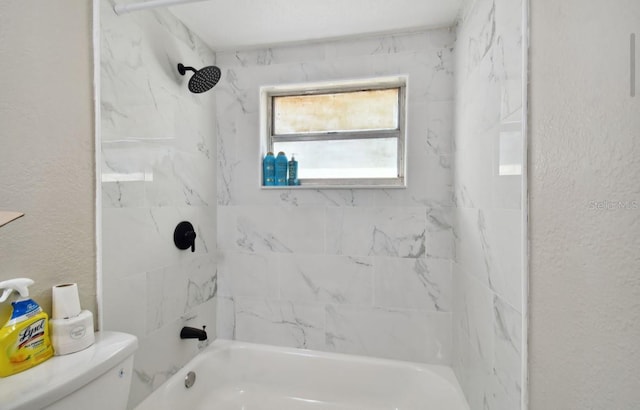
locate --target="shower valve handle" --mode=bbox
[174,221,196,252]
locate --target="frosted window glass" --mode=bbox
[274,138,398,179]
[273,89,399,135]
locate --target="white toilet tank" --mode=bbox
[0,331,138,410]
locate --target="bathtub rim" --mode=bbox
[135,338,469,410]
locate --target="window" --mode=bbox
[260,76,407,187]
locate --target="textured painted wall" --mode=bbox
[529,1,640,409]
[0,1,96,317]
[216,29,456,364]
[452,0,525,408]
[100,0,217,407]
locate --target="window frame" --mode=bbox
[260,76,408,188]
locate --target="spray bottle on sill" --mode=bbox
[0,278,54,377]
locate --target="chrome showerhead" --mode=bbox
[177,63,221,94]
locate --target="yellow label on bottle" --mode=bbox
[0,312,53,377]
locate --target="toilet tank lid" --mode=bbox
[0,331,138,410]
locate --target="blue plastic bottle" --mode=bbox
[287,154,299,186]
[263,152,275,186]
[275,152,288,186]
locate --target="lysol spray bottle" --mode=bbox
[0,278,54,377]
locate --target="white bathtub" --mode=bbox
[135,339,469,410]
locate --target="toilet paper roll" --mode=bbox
[52,283,82,319]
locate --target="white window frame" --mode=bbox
[259,76,408,188]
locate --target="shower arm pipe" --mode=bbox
[114,0,209,15]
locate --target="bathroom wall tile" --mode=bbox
[426,206,455,259]
[102,207,175,278]
[101,2,218,407]
[374,256,451,312]
[228,206,289,253]
[216,295,235,339]
[215,27,456,369]
[453,268,495,364]
[325,30,432,59]
[146,265,186,334]
[183,254,218,312]
[454,207,490,286]
[482,208,523,311]
[454,207,522,311]
[454,132,495,209]
[490,294,523,410]
[279,254,374,306]
[102,271,147,340]
[426,100,454,156]
[276,188,376,208]
[326,207,427,258]
[326,305,451,364]
[217,250,278,298]
[129,297,217,408]
[453,2,524,405]
[234,298,325,350]
[145,254,217,334]
[218,206,326,254]
[172,152,216,207]
[218,41,327,68]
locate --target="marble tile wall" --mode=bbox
[99,1,217,407]
[216,28,456,364]
[452,0,525,409]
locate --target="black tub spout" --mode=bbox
[180,326,207,341]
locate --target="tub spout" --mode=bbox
[180,326,207,341]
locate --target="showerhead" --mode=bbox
[177,63,221,94]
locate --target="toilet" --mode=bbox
[0,331,137,410]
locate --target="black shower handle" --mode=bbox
[174,221,196,252]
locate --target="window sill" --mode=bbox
[260,179,406,190]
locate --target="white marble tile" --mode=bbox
[426,206,455,259]
[217,250,278,298]
[102,180,146,208]
[374,256,451,312]
[279,254,374,306]
[454,129,496,209]
[454,207,490,286]
[129,297,216,408]
[278,188,376,208]
[229,206,290,253]
[455,206,522,310]
[183,254,218,311]
[102,271,147,340]
[221,205,326,254]
[326,207,427,258]
[101,3,218,407]
[216,295,235,339]
[454,269,495,364]
[325,305,451,364]
[144,255,216,334]
[426,100,454,156]
[491,294,522,410]
[234,298,325,350]
[172,152,216,206]
[482,208,522,311]
[102,207,176,278]
[146,265,185,334]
